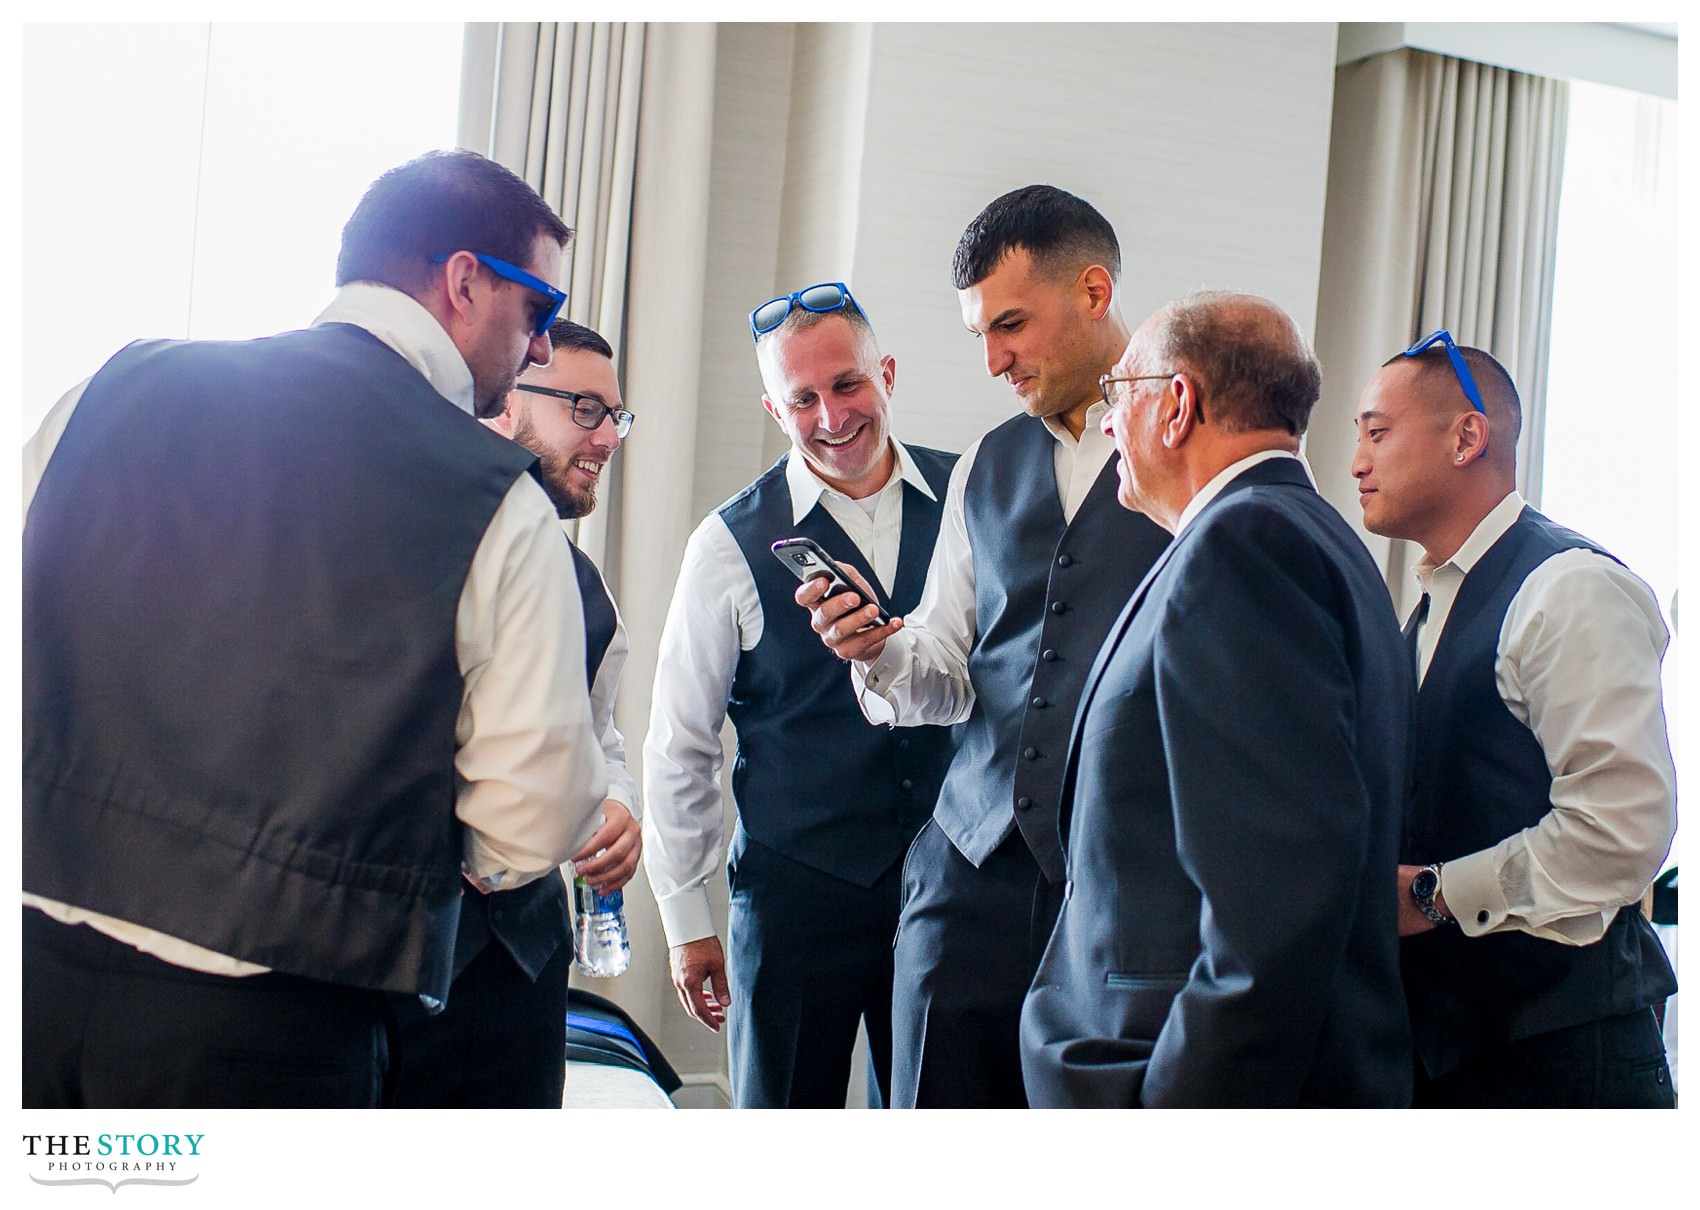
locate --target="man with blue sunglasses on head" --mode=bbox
[23,149,606,1107]
[643,283,958,1107]
[1352,335,1676,1107]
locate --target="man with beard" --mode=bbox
[23,150,607,1107]
[804,187,1170,1106]
[392,319,641,1108]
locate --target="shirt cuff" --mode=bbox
[1441,850,1507,936]
[655,885,716,949]
[854,631,909,725]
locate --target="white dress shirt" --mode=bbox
[22,283,608,974]
[577,537,640,817]
[1414,491,1677,945]
[856,402,1116,727]
[641,440,939,948]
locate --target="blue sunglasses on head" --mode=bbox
[1400,329,1485,415]
[432,251,567,337]
[749,281,867,341]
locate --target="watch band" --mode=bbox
[1411,862,1451,926]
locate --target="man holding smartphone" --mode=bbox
[391,318,642,1108]
[642,285,957,1107]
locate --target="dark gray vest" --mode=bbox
[1401,507,1677,1076]
[719,447,959,886]
[936,414,1170,882]
[452,539,620,983]
[23,325,537,1004]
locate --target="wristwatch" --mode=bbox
[1410,863,1451,926]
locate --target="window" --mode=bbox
[21,22,463,437]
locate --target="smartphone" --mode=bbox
[770,537,892,628]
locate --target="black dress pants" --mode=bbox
[725,831,899,1108]
[23,907,389,1108]
[890,821,1064,1108]
[390,936,570,1109]
[1413,1006,1675,1107]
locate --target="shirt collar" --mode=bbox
[1175,448,1313,536]
[1415,490,1525,585]
[783,436,936,525]
[1040,400,1110,449]
[311,282,476,414]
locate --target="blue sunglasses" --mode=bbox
[432,252,567,337]
[749,281,867,340]
[1401,329,1485,415]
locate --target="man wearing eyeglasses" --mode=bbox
[1352,335,1676,1107]
[642,284,958,1107]
[1018,291,1413,1107]
[392,318,641,1109]
[803,186,1170,1107]
[22,150,607,1108]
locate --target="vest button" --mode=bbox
[1017,795,1033,809]
[492,909,505,923]
[900,778,914,791]
[1023,746,1039,760]
[897,737,910,750]
[1032,696,1047,708]
[1057,554,1073,567]
[1051,601,1067,615]
[1041,648,1057,661]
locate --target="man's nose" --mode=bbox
[983,334,1012,378]
[1350,444,1370,479]
[527,330,553,368]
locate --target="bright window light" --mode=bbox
[21,22,463,437]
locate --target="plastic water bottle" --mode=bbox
[571,873,630,978]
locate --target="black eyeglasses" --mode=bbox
[513,384,635,438]
[1099,373,1176,410]
[1400,330,1485,415]
[749,281,866,340]
[431,251,568,338]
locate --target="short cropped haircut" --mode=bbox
[1160,291,1323,437]
[547,318,613,360]
[336,149,572,294]
[950,184,1121,290]
[1382,343,1523,453]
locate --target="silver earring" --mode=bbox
[1456,455,1466,463]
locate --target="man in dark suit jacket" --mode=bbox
[1021,291,1415,1107]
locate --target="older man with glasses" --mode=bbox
[1352,332,1677,1107]
[641,283,959,1107]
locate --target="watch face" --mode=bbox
[1411,869,1439,901]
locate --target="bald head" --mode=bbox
[1157,291,1322,436]
[1379,343,1521,474]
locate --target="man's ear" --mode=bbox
[1163,373,1202,449]
[880,354,896,395]
[1078,264,1115,322]
[761,394,785,427]
[1454,410,1490,464]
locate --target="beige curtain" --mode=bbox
[459,21,720,1072]
[1310,48,1568,617]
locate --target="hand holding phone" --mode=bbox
[770,537,892,628]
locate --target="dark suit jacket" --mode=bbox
[1020,457,1415,1107]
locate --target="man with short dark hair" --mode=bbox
[392,318,641,1109]
[1353,334,1677,1107]
[644,285,957,1107]
[805,186,1169,1107]
[1019,291,1414,1107]
[23,149,607,1108]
